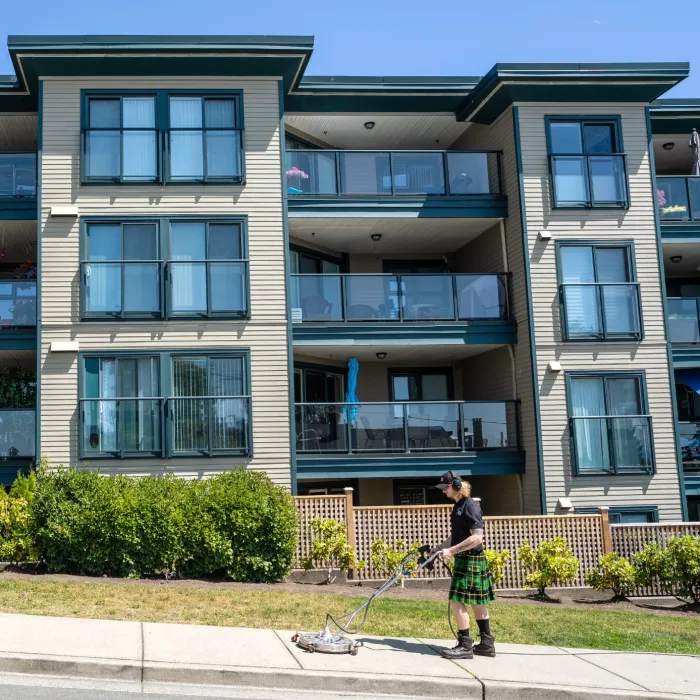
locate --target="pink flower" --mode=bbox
[286,166,309,179]
[657,189,667,207]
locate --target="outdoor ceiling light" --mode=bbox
[670,255,683,263]
[376,352,387,360]
[364,121,375,130]
[662,142,675,151]
[370,233,382,242]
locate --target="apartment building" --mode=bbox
[0,35,694,521]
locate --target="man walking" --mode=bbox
[433,470,495,659]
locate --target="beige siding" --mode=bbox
[39,76,291,485]
[454,223,505,274]
[459,346,514,402]
[456,109,541,513]
[517,103,681,519]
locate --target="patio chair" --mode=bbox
[296,429,321,452]
[301,296,333,321]
[347,304,377,320]
[360,416,390,449]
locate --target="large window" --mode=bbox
[567,372,654,476]
[547,117,628,209]
[80,351,251,459]
[558,243,641,341]
[82,91,244,185]
[576,506,658,523]
[81,217,248,320]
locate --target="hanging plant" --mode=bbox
[0,368,36,409]
[13,260,37,281]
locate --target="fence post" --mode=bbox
[599,506,612,555]
[344,487,357,577]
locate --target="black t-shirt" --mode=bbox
[450,497,484,553]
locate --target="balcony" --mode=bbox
[667,298,700,343]
[285,150,506,218]
[0,408,35,484]
[0,152,37,219]
[0,280,37,349]
[294,400,523,479]
[290,273,515,345]
[657,176,700,222]
[679,421,700,472]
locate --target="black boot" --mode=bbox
[440,632,474,659]
[473,634,496,657]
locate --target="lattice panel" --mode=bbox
[294,495,347,567]
[611,522,700,596]
[354,505,453,580]
[485,515,604,589]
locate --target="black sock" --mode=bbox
[477,619,491,637]
[458,628,470,637]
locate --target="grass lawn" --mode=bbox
[1,579,698,654]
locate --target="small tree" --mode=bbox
[484,548,511,586]
[518,537,580,598]
[301,517,363,583]
[0,490,33,563]
[635,536,700,604]
[585,552,637,600]
[370,538,423,578]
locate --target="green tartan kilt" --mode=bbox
[448,553,496,605]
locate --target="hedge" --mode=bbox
[28,467,297,582]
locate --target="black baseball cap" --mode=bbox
[436,470,460,490]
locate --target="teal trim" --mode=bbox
[78,348,253,461]
[0,462,32,486]
[0,203,38,220]
[292,321,517,345]
[513,106,546,514]
[35,79,42,465]
[660,225,700,242]
[646,106,688,520]
[554,240,643,342]
[564,370,656,477]
[575,505,659,522]
[280,80,298,495]
[0,333,37,350]
[296,451,525,480]
[671,347,700,367]
[685,476,700,496]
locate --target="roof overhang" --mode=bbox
[456,63,690,124]
[0,35,314,111]
[650,99,700,134]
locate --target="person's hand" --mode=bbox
[428,546,440,556]
[441,548,454,560]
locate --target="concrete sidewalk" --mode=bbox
[0,612,698,700]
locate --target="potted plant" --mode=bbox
[286,165,308,194]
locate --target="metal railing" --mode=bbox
[549,153,629,208]
[560,282,641,340]
[0,152,37,198]
[0,280,37,327]
[294,400,520,454]
[290,273,510,323]
[667,297,700,343]
[656,176,700,221]
[0,409,35,459]
[569,415,654,476]
[679,421,700,472]
[285,149,502,196]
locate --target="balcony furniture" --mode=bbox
[347,304,378,320]
[360,416,391,449]
[302,296,333,321]
[297,429,321,452]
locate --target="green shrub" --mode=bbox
[30,467,297,583]
[370,538,422,578]
[635,536,700,604]
[518,537,580,597]
[0,487,33,563]
[585,552,637,599]
[301,517,363,582]
[484,548,511,586]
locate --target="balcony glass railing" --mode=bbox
[290,273,509,323]
[656,176,700,221]
[0,280,36,328]
[285,150,502,196]
[549,154,628,208]
[569,415,654,476]
[679,421,700,471]
[0,152,37,199]
[294,400,519,454]
[668,298,700,343]
[560,282,641,340]
[0,409,35,460]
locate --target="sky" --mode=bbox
[1,0,699,98]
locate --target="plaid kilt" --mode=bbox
[448,552,496,605]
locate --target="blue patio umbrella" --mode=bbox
[344,357,360,424]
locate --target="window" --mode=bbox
[576,506,658,523]
[170,354,250,456]
[547,117,628,208]
[84,96,158,182]
[83,222,161,318]
[390,369,452,401]
[81,356,162,457]
[567,373,654,476]
[80,351,251,459]
[81,217,248,320]
[558,243,641,341]
[82,91,244,185]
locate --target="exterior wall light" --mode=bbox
[364,121,375,130]
[370,233,382,242]
[376,352,387,360]
[662,142,675,150]
[670,255,683,263]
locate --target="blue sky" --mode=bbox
[1,0,698,98]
